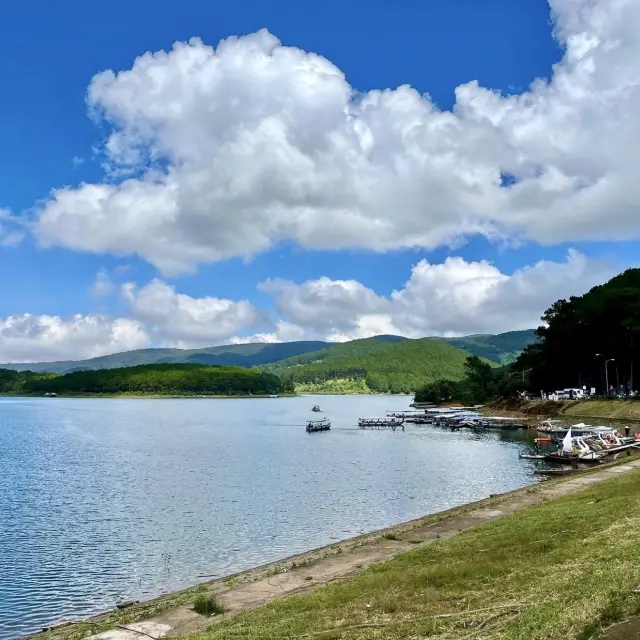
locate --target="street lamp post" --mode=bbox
[596,354,616,395]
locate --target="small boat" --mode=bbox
[311,405,321,412]
[306,418,331,433]
[535,468,583,477]
[519,453,545,460]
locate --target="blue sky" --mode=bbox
[0,0,637,360]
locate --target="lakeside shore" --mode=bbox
[27,454,640,640]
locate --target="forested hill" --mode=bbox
[0,331,535,380]
[258,337,485,394]
[0,364,289,396]
[434,330,536,365]
[0,341,329,374]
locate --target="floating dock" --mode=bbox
[358,417,405,430]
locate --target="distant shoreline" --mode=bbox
[0,393,298,399]
[0,392,412,399]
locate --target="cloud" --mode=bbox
[30,1,640,272]
[229,320,307,345]
[258,250,616,340]
[0,314,149,363]
[122,278,265,347]
[0,251,619,362]
[0,209,25,247]
[91,268,115,297]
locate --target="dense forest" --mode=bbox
[434,330,536,365]
[414,356,517,405]
[511,269,640,395]
[0,364,290,396]
[259,337,487,393]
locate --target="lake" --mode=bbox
[0,395,538,638]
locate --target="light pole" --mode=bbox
[596,354,615,395]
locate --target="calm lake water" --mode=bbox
[0,395,538,638]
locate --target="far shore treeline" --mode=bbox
[0,363,291,396]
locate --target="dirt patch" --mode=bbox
[600,616,640,639]
[488,398,570,415]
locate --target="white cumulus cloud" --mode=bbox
[30,0,640,272]
[258,250,616,341]
[122,278,265,348]
[0,251,620,362]
[0,314,150,363]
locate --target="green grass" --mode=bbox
[562,399,640,421]
[381,532,400,541]
[193,595,226,617]
[189,470,640,640]
[294,377,374,394]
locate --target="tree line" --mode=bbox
[414,356,519,405]
[512,268,640,396]
[0,363,292,396]
[415,268,640,405]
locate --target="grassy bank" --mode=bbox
[562,399,640,421]
[293,378,373,394]
[191,469,640,639]
[489,398,640,422]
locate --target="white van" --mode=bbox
[555,388,586,400]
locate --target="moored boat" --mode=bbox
[358,417,405,429]
[543,429,607,464]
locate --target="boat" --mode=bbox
[537,420,600,439]
[358,417,405,429]
[306,418,331,433]
[543,429,607,464]
[311,405,321,412]
[535,467,584,477]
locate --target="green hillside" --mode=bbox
[259,337,480,394]
[434,329,536,365]
[1,363,289,396]
[0,341,329,373]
